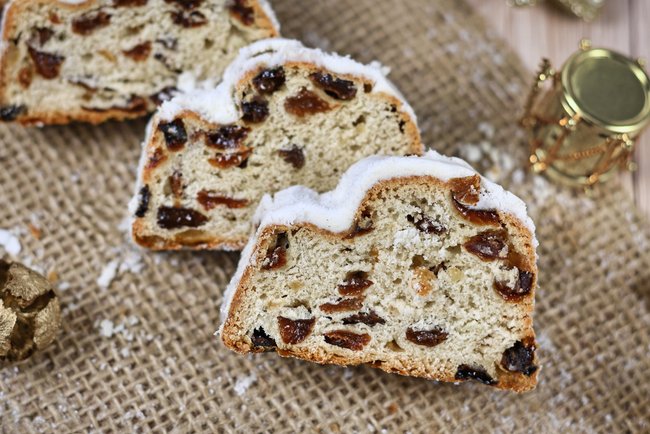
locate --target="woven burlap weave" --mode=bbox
[1,0,649,432]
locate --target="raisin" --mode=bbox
[209,149,252,169]
[277,145,305,169]
[123,41,152,61]
[165,0,203,8]
[464,230,509,261]
[252,67,286,94]
[452,196,500,226]
[241,98,269,123]
[406,326,448,347]
[71,11,111,35]
[345,210,374,239]
[324,330,371,351]
[449,176,481,205]
[49,12,62,23]
[171,10,207,28]
[169,171,183,200]
[319,298,364,314]
[342,311,385,326]
[135,185,150,218]
[455,364,498,385]
[158,119,187,151]
[338,271,373,297]
[150,86,178,105]
[251,327,276,348]
[406,214,446,235]
[494,269,534,301]
[363,83,373,93]
[146,148,167,169]
[157,206,208,229]
[261,233,288,270]
[31,28,54,46]
[114,0,148,6]
[501,339,537,376]
[277,316,315,344]
[229,0,255,25]
[0,105,26,121]
[18,67,33,88]
[284,88,332,117]
[206,125,250,149]
[197,190,248,210]
[310,72,357,101]
[28,47,64,79]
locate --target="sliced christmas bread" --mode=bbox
[130,38,422,251]
[0,0,279,125]
[220,151,539,392]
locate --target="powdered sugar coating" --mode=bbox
[217,150,537,330]
[159,38,417,125]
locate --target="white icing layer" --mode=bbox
[159,38,418,125]
[217,150,537,331]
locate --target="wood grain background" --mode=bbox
[468,0,650,217]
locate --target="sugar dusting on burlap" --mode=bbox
[1,0,649,432]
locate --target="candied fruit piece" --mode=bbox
[123,41,152,61]
[253,67,286,94]
[285,88,332,117]
[277,145,305,169]
[342,310,385,326]
[455,364,497,385]
[197,190,248,210]
[338,271,373,297]
[494,269,534,301]
[241,98,269,123]
[229,0,255,25]
[501,339,537,376]
[261,233,288,270]
[71,11,111,35]
[406,214,446,235]
[208,149,252,169]
[0,105,26,121]
[157,206,208,229]
[251,327,276,348]
[27,47,64,79]
[146,147,167,169]
[309,72,357,100]
[324,330,371,351]
[158,119,187,151]
[464,230,509,261]
[319,298,364,314]
[277,316,315,344]
[406,326,448,347]
[449,175,481,205]
[206,125,250,149]
[134,185,150,218]
[452,196,500,226]
[171,10,207,27]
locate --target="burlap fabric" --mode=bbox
[1,0,649,432]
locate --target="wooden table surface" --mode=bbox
[468,0,650,217]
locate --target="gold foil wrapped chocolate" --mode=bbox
[521,41,650,187]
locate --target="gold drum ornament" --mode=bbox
[521,41,650,186]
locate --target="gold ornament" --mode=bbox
[510,0,604,21]
[0,260,61,361]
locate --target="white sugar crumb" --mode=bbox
[97,259,119,289]
[457,144,482,163]
[478,122,495,139]
[234,373,257,396]
[99,319,116,338]
[0,228,21,256]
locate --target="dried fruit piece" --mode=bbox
[0,105,26,121]
[157,206,208,229]
[363,83,373,93]
[310,72,357,100]
[241,98,269,123]
[150,86,178,105]
[197,190,248,210]
[165,0,203,8]
[405,326,448,347]
[494,269,534,301]
[277,145,305,169]
[252,67,286,94]
[251,327,276,348]
[411,267,435,296]
[135,185,151,217]
[123,41,152,61]
[345,210,374,239]
[406,214,446,235]
[455,364,497,385]
[27,47,64,79]
[208,149,252,169]
[452,196,500,226]
[171,10,208,27]
[158,119,187,151]
[71,11,111,35]
[449,175,481,205]
[169,171,183,200]
[277,316,315,344]
[18,67,33,88]
[31,28,54,46]
[261,233,288,270]
[501,339,537,376]
[342,311,385,326]
[464,230,508,261]
[319,298,364,314]
[206,125,250,149]
[324,330,371,351]
[146,147,167,169]
[114,0,148,6]
[229,0,255,25]
[284,88,332,117]
[338,271,373,297]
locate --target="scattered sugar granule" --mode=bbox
[0,229,21,256]
[234,373,257,396]
[98,319,115,338]
[97,259,119,289]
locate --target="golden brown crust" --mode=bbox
[221,176,538,392]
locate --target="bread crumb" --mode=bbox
[233,373,257,396]
[97,260,119,289]
[0,229,21,256]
